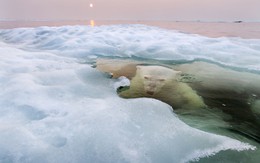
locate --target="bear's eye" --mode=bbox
[144,76,150,80]
[158,79,165,81]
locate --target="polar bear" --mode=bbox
[118,65,206,110]
[96,59,260,142]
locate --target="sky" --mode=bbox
[0,0,260,22]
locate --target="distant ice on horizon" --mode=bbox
[1,24,260,72]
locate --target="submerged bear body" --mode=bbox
[96,58,260,142]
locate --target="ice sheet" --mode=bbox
[0,42,255,163]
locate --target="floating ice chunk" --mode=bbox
[113,76,131,91]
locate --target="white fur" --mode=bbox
[137,66,180,95]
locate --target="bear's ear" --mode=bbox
[144,75,151,80]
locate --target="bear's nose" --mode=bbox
[146,91,154,95]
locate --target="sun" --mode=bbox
[89,3,93,8]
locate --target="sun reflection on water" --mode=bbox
[90,20,95,27]
[89,3,95,27]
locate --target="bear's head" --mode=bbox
[136,66,181,95]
